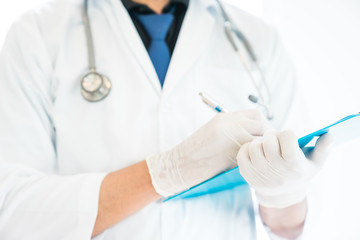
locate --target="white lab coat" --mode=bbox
[0,0,295,239]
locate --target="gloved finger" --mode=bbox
[229,110,273,134]
[239,119,270,136]
[309,133,334,166]
[224,124,256,146]
[264,131,308,180]
[278,130,303,165]
[226,152,241,165]
[238,142,282,188]
[248,140,281,185]
[248,140,267,173]
[237,143,263,186]
[237,109,273,130]
[262,132,292,179]
[237,142,251,175]
[262,132,284,166]
[234,109,264,121]
[241,109,274,132]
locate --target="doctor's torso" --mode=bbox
[3,0,295,239]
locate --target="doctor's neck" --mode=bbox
[132,0,170,14]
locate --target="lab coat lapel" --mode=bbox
[162,0,216,96]
[103,0,162,95]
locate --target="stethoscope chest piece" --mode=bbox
[81,72,112,102]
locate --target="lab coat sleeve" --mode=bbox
[0,13,107,239]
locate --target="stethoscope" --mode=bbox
[81,0,112,102]
[81,0,273,120]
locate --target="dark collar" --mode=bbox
[122,0,189,13]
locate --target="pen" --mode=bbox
[199,92,228,113]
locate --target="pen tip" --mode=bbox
[199,92,203,97]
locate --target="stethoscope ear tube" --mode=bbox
[248,95,274,120]
[216,0,273,120]
[230,27,257,62]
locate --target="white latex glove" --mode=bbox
[146,110,271,197]
[237,130,333,208]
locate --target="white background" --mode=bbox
[262,1,360,240]
[1,0,360,239]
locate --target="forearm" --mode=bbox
[259,199,307,239]
[92,160,161,237]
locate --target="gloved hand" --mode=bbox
[146,110,271,197]
[237,130,333,208]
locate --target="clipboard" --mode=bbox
[166,113,360,201]
[298,113,360,148]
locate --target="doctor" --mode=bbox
[0,0,332,239]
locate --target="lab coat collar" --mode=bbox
[103,0,217,96]
[162,0,217,96]
[121,0,189,12]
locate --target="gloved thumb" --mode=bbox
[307,133,334,166]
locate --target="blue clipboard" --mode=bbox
[166,113,360,201]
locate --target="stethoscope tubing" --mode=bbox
[83,0,96,72]
[81,0,274,120]
[215,0,273,119]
